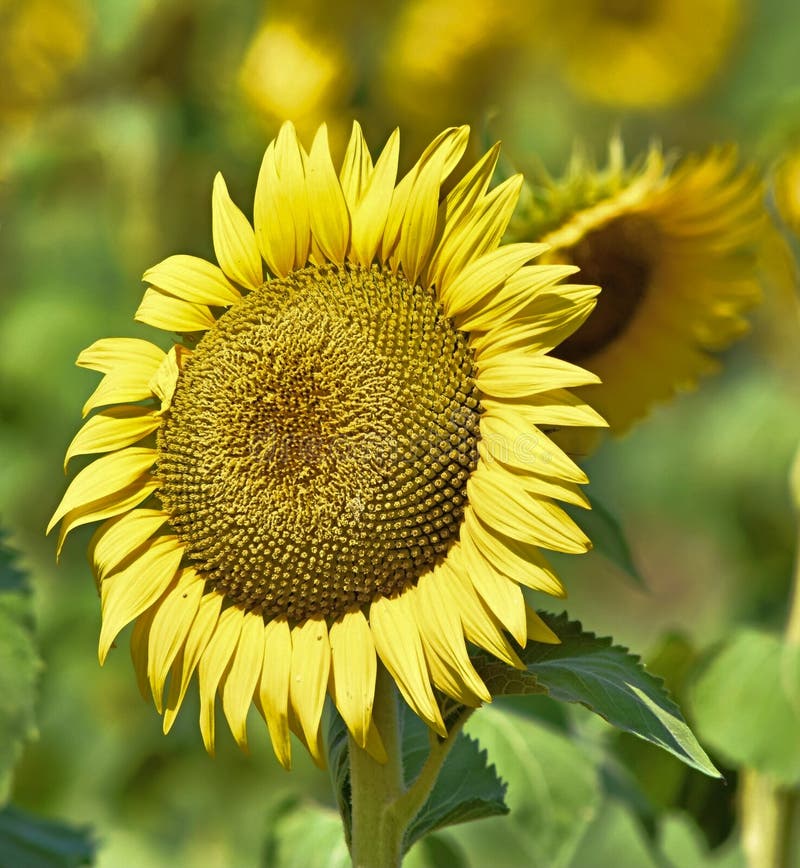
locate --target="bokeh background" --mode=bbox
[1,0,799,865]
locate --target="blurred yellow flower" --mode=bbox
[379,0,528,139]
[239,16,354,150]
[49,122,604,767]
[509,140,777,434]
[535,0,742,108]
[0,0,89,123]
[774,148,800,237]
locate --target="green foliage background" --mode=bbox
[1,0,799,865]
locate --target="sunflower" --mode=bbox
[533,0,741,108]
[508,140,777,436]
[379,0,528,139]
[774,147,800,238]
[238,16,354,151]
[49,123,604,768]
[1,0,89,124]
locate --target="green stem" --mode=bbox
[392,707,474,831]
[347,673,474,868]
[741,446,800,868]
[349,667,405,868]
[784,515,800,647]
[740,771,798,868]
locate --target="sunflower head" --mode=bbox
[774,147,800,238]
[238,16,354,148]
[1,0,90,123]
[508,140,779,436]
[49,122,605,768]
[534,0,742,107]
[379,0,528,133]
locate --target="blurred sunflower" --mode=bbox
[774,147,800,238]
[379,0,528,143]
[0,0,89,124]
[238,16,354,151]
[508,140,776,435]
[49,123,604,768]
[534,0,742,108]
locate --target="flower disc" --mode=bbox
[158,263,480,621]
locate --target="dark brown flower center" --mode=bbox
[553,214,657,363]
[156,263,481,622]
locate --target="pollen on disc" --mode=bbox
[157,263,481,622]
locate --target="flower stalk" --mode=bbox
[740,444,800,868]
[348,667,472,868]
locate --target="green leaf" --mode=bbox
[0,533,40,803]
[405,833,470,868]
[567,800,660,868]
[403,713,508,850]
[472,612,720,778]
[688,629,800,785]
[324,709,352,845]
[564,495,644,585]
[658,813,746,868]
[325,703,508,853]
[261,798,350,868]
[0,805,95,867]
[452,706,601,868]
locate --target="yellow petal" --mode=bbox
[98,535,184,664]
[435,175,524,295]
[424,143,501,287]
[397,141,453,284]
[163,591,224,733]
[369,592,445,735]
[212,173,263,290]
[198,606,244,755]
[413,572,490,705]
[476,352,600,399]
[65,406,160,470]
[470,298,598,361]
[458,264,579,333]
[77,338,166,374]
[89,507,169,581]
[274,122,312,268]
[525,606,560,644]
[289,617,331,767]
[437,558,523,668]
[339,121,373,210]
[463,507,565,597]
[254,127,311,277]
[49,447,158,534]
[143,254,241,306]
[148,344,191,412]
[381,126,469,263]
[82,373,157,418]
[55,478,160,560]
[307,125,350,263]
[329,609,377,750]
[258,618,293,769]
[482,392,607,430]
[478,409,588,483]
[147,566,205,711]
[467,464,591,554]
[221,609,265,750]
[477,441,589,508]
[440,242,545,319]
[135,287,216,333]
[457,535,527,646]
[131,603,158,701]
[350,129,400,266]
